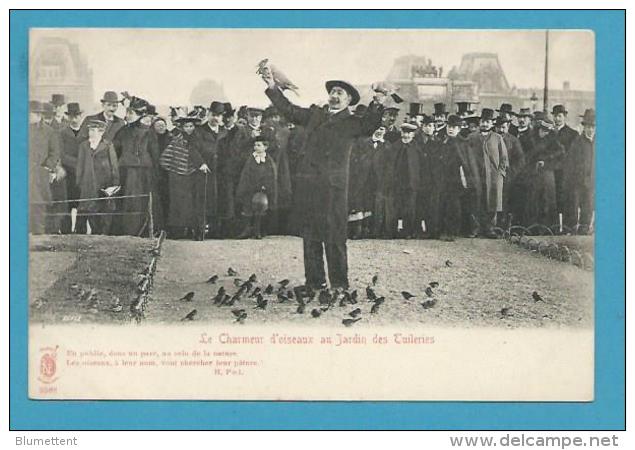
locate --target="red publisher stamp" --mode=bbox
[38,345,59,384]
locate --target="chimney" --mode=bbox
[563,81,570,91]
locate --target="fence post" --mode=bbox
[148,192,154,238]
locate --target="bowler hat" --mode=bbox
[496,103,515,116]
[551,104,568,115]
[325,80,360,106]
[495,117,510,127]
[479,108,495,121]
[209,101,225,115]
[29,100,45,113]
[447,114,462,127]
[433,103,447,117]
[50,94,66,106]
[580,108,595,125]
[422,114,435,125]
[409,103,425,117]
[101,91,119,103]
[42,102,55,117]
[87,119,107,130]
[65,102,83,116]
[518,107,532,117]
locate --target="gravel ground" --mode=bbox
[147,236,594,329]
[29,234,153,324]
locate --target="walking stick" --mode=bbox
[201,170,208,241]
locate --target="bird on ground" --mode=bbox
[277,292,289,303]
[401,291,416,300]
[500,307,512,318]
[373,297,385,306]
[429,281,439,288]
[240,281,253,293]
[532,291,544,302]
[339,291,352,307]
[231,309,246,318]
[233,278,243,287]
[348,308,362,318]
[217,286,226,296]
[425,287,434,297]
[228,267,238,276]
[254,294,268,310]
[372,275,378,286]
[206,275,219,284]
[181,309,197,321]
[370,303,381,314]
[318,290,331,306]
[296,304,305,314]
[350,290,358,304]
[220,294,232,306]
[179,291,195,302]
[278,279,290,288]
[445,260,453,267]
[342,318,362,327]
[264,284,274,295]
[249,287,262,298]
[311,308,322,318]
[421,299,437,309]
[256,59,300,95]
[366,287,377,301]
[248,273,258,283]
[226,294,241,306]
[286,289,295,299]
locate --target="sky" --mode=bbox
[30,28,595,108]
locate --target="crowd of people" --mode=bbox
[28,89,595,242]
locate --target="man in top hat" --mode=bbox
[562,108,595,233]
[49,94,68,130]
[468,108,509,237]
[194,100,227,239]
[409,103,425,128]
[29,100,61,234]
[524,117,565,227]
[112,95,163,236]
[495,116,526,226]
[58,102,86,233]
[496,103,519,137]
[551,104,580,218]
[261,71,385,290]
[433,102,448,140]
[79,91,125,143]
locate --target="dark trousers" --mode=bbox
[303,239,348,289]
[564,185,594,229]
[439,191,462,237]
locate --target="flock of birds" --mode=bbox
[172,260,548,325]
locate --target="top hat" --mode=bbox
[400,122,418,132]
[433,103,447,117]
[209,101,225,115]
[479,108,495,121]
[50,94,66,106]
[496,103,515,116]
[409,103,425,117]
[325,80,360,106]
[447,114,462,127]
[29,100,46,113]
[580,108,595,125]
[65,102,83,116]
[456,101,476,117]
[101,91,119,103]
[551,104,568,115]
[518,107,532,117]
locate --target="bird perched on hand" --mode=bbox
[421,299,437,309]
[254,294,268,310]
[181,309,197,321]
[342,317,361,327]
[179,291,195,302]
[348,308,362,318]
[425,287,434,297]
[206,275,219,284]
[257,59,300,95]
[401,291,416,300]
[532,291,544,302]
[227,267,238,276]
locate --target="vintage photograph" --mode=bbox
[26,28,595,400]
